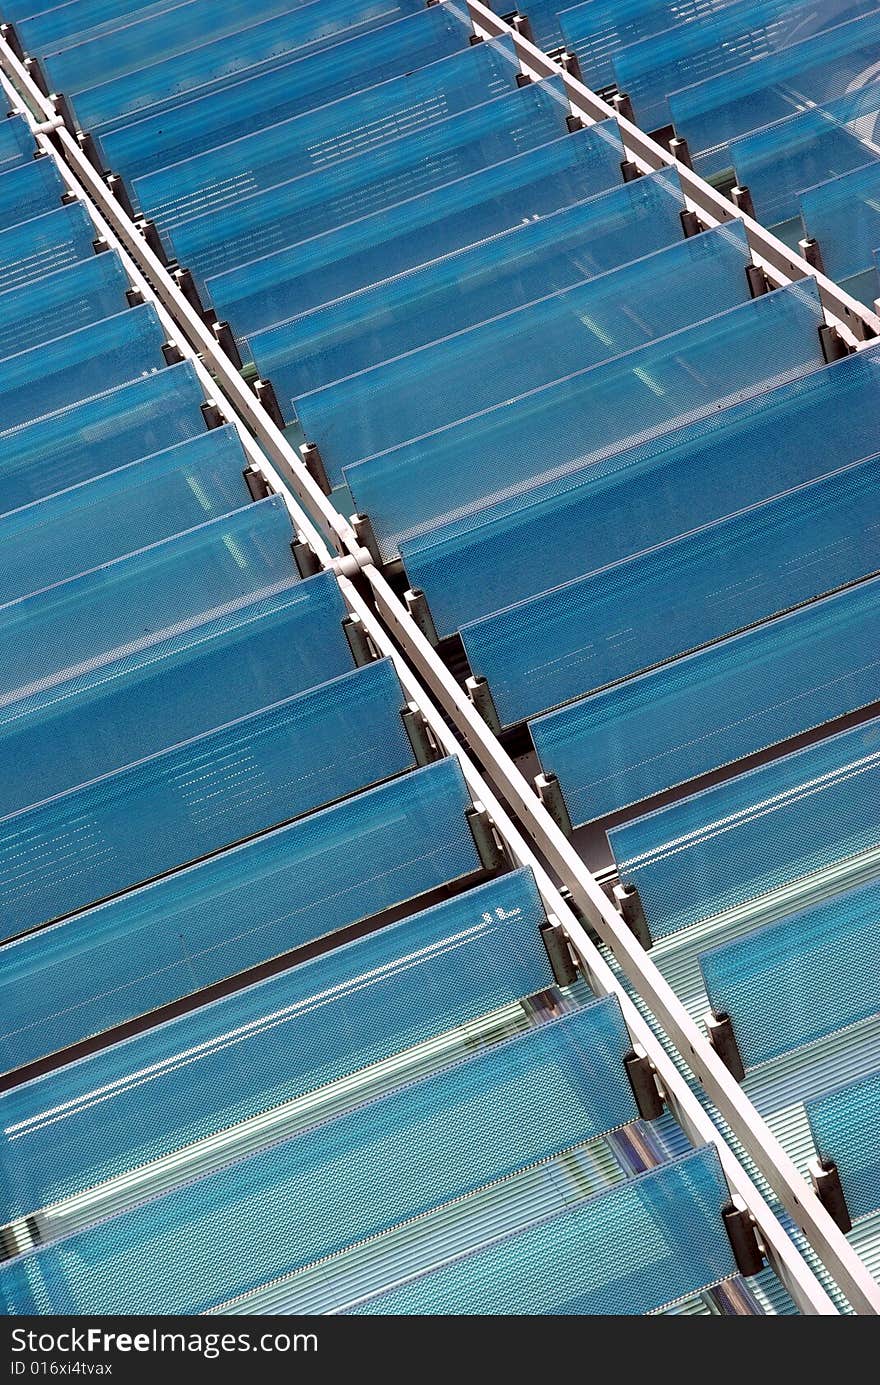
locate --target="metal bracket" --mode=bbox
[819,323,851,364]
[242,466,272,502]
[746,263,769,298]
[705,1011,746,1083]
[466,802,506,872]
[404,588,439,647]
[301,441,331,495]
[253,378,285,430]
[465,675,501,733]
[161,341,185,366]
[292,538,322,579]
[106,171,134,219]
[172,266,205,315]
[402,702,443,766]
[351,513,382,565]
[624,1047,665,1120]
[213,319,242,369]
[534,772,573,838]
[799,236,826,274]
[0,23,24,62]
[680,207,701,238]
[201,399,225,430]
[612,91,634,124]
[731,185,756,219]
[669,135,693,169]
[540,917,578,987]
[809,1158,853,1234]
[342,613,378,667]
[135,217,169,266]
[723,1199,765,1277]
[613,882,652,950]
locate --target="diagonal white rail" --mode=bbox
[1,26,876,1314]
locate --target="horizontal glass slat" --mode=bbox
[167,79,570,290]
[403,340,880,635]
[0,248,130,362]
[346,1146,736,1315]
[0,360,208,515]
[609,716,880,938]
[0,115,34,175]
[725,89,880,226]
[247,168,684,390]
[0,202,96,296]
[463,448,880,725]
[206,123,624,339]
[0,658,414,934]
[133,37,518,232]
[0,867,551,1221]
[0,496,297,711]
[0,302,167,433]
[71,0,427,131]
[611,0,872,133]
[531,573,880,823]
[46,0,360,96]
[668,9,880,171]
[806,1070,880,1222]
[0,758,481,1072]
[0,425,250,605]
[348,279,826,561]
[97,6,469,181]
[22,0,258,57]
[294,222,752,487]
[699,877,880,1069]
[800,159,880,282]
[0,571,352,820]
[560,0,732,92]
[0,1001,637,1313]
[0,157,65,233]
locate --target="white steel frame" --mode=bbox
[1,18,878,1314]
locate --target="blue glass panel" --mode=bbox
[0,303,167,432]
[531,574,880,822]
[609,717,880,938]
[726,89,880,227]
[348,280,826,562]
[611,0,873,132]
[0,571,352,819]
[246,169,684,387]
[0,758,481,1071]
[71,0,427,131]
[806,1070,880,1222]
[0,115,34,174]
[0,868,552,1220]
[0,249,130,362]
[45,0,384,96]
[800,160,880,282]
[560,0,732,92]
[0,497,297,706]
[294,222,752,484]
[134,38,518,231]
[463,449,880,723]
[0,202,96,296]
[0,157,65,232]
[0,361,207,514]
[97,7,469,181]
[21,0,246,54]
[347,1146,735,1315]
[668,10,880,170]
[207,122,624,338]
[699,878,880,1067]
[165,80,571,290]
[0,1001,637,1312]
[0,427,250,602]
[0,659,414,933]
[403,341,880,635]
